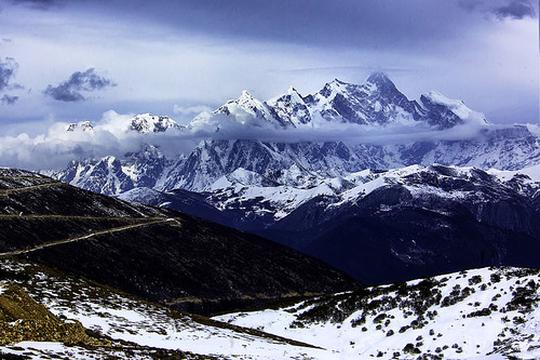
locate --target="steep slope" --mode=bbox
[0,168,357,314]
[216,267,540,359]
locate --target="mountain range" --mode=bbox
[46,73,540,284]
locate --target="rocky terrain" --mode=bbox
[2,247,540,359]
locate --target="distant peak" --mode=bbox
[286,86,300,95]
[129,113,180,133]
[318,78,350,97]
[239,90,255,99]
[366,72,393,86]
[328,78,348,86]
[65,121,94,133]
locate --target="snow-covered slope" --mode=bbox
[128,113,183,133]
[199,163,540,227]
[216,267,540,359]
[0,259,334,360]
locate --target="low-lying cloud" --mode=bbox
[43,68,116,102]
[0,108,518,171]
[173,104,213,116]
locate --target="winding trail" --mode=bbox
[0,217,180,257]
[0,182,62,196]
[0,215,162,221]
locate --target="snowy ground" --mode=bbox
[0,259,332,360]
[215,267,540,359]
[1,258,539,359]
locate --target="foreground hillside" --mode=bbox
[216,267,540,359]
[2,255,539,359]
[0,168,356,314]
[0,258,332,359]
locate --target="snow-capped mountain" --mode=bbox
[59,123,540,196]
[50,73,537,196]
[65,120,94,133]
[120,163,540,284]
[194,72,486,130]
[128,113,183,133]
[66,113,183,136]
[48,74,540,284]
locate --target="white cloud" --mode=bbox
[0,107,497,171]
[173,104,212,116]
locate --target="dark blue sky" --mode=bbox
[0,0,537,131]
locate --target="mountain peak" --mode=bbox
[66,121,94,133]
[419,91,488,127]
[331,78,348,85]
[366,72,394,87]
[129,113,181,134]
[286,86,301,95]
[239,90,255,100]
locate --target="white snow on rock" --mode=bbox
[421,90,488,126]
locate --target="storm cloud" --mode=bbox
[458,0,537,20]
[43,68,116,102]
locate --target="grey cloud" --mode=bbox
[44,68,116,102]
[493,0,536,19]
[458,0,536,19]
[0,94,18,105]
[10,0,61,10]
[0,57,18,91]
[457,0,484,11]
[76,0,491,51]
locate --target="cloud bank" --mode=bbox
[43,68,116,102]
[0,108,504,170]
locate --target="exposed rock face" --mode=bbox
[0,285,107,347]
